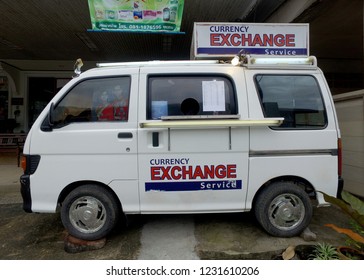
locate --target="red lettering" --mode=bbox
[160,166,171,180]
[286,34,295,47]
[151,166,161,180]
[220,34,231,46]
[210,34,220,46]
[210,33,296,49]
[215,165,226,179]
[263,34,273,46]
[192,166,205,179]
[241,34,252,46]
[226,165,237,178]
[203,165,215,179]
[171,166,182,180]
[182,166,193,180]
[150,164,238,181]
[252,34,264,46]
[230,34,241,46]
[274,34,285,47]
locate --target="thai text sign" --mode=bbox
[88,0,184,33]
[192,22,309,58]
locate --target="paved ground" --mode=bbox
[0,152,353,260]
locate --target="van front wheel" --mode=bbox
[61,185,119,241]
[254,182,312,237]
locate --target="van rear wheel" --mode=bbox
[61,184,119,241]
[254,181,312,237]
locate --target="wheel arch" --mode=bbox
[252,175,316,210]
[57,180,123,213]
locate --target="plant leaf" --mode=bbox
[325,224,364,244]
[342,191,364,215]
[319,191,364,229]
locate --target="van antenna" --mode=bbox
[73,58,83,77]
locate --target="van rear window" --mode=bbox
[147,75,237,120]
[255,75,327,129]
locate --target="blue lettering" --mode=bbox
[150,158,190,165]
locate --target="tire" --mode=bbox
[254,181,312,237]
[61,184,120,240]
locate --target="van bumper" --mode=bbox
[337,176,344,198]
[20,174,32,213]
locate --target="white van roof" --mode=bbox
[96,60,221,68]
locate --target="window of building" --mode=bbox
[147,75,237,120]
[255,74,327,129]
[52,77,130,127]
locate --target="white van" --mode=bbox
[20,55,343,240]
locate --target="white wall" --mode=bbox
[334,90,364,197]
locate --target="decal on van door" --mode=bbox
[145,158,242,192]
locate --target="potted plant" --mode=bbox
[321,190,364,260]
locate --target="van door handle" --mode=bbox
[118,132,133,139]
[152,132,159,147]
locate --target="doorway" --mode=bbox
[28,77,70,128]
[0,76,13,132]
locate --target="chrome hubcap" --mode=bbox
[69,196,106,234]
[268,193,305,231]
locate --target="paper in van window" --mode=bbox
[202,81,225,112]
[152,101,168,119]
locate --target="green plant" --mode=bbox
[345,220,364,250]
[309,243,339,260]
[320,190,364,258]
[321,190,364,226]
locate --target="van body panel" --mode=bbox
[27,70,140,213]
[246,155,338,209]
[244,68,340,209]
[137,66,250,213]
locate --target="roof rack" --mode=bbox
[243,55,317,69]
[97,60,220,68]
[96,56,317,69]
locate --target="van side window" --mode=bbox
[52,77,130,127]
[255,75,327,129]
[147,75,237,120]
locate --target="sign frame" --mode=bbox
[191,22,309,59]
